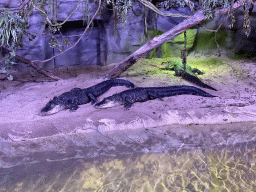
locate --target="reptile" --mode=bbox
[94,85,217,110]
[39,79,135,116]
[161,59,217,91]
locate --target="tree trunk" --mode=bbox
[104,0,246,79]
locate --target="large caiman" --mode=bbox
[39,79,135,116]
[95,85,217,110]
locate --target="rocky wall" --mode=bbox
[1,1,256,72]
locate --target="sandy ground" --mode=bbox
[1,54,256,191]
[0,54,256,141]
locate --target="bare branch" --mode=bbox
[31,0,82,27]
[32,0,102,63]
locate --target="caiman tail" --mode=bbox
[97,79,135,89]
[181,72,217,91]
[146,85,217,98]
[153,85,217,98]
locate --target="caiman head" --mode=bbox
[38,97,66,116]
[94,97,120,109]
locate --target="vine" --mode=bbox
[243,0,251,37]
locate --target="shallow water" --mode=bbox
[0,122,256,191]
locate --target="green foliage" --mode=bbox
[0,9,35,79]
[115,0,134,24]
[0,9,28,47]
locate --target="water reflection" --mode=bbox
[0,123,256,191]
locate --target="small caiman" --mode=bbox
[161,60,217,91]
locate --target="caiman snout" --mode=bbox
[94,100,117,109]
[38,104,65,116]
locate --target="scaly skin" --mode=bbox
[161,60,217,91]
[39,79,135,116]
[95,85,217,110]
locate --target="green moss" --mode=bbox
[122,58,175,79]
[122,56,223,79]
[148,29,197,58]
[161,41,172,58]
[187,57,223,74]
[189,58,223,67]
[161,56,222,67]
[171,29,197,48]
